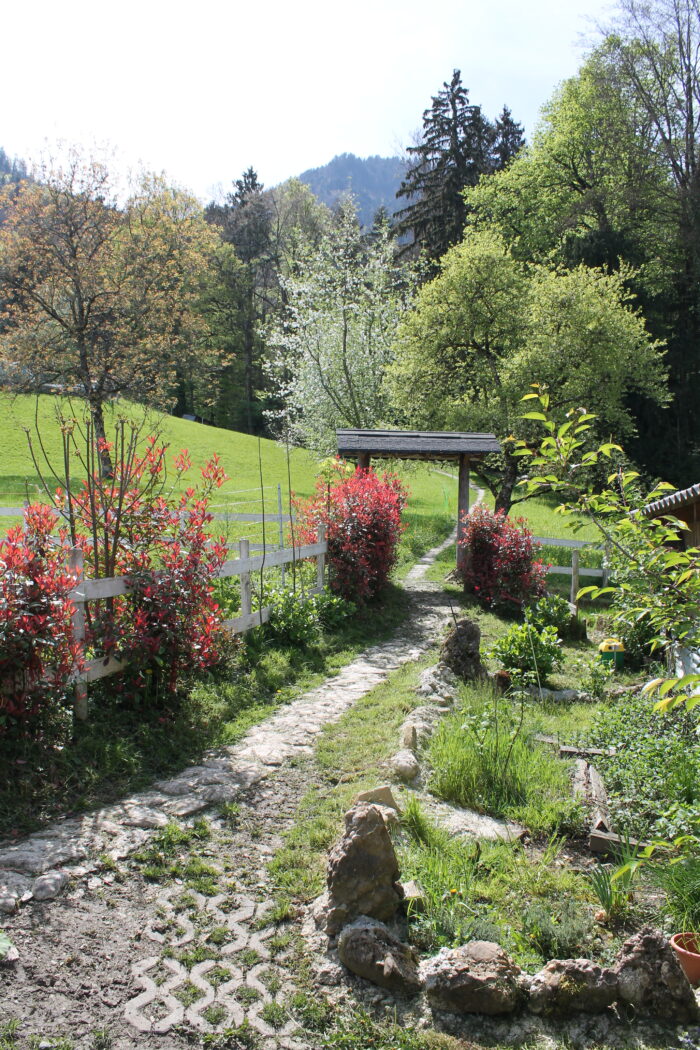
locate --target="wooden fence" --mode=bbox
[536,536,608,606]
[67,525,326,720]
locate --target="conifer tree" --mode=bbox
[396,70,512,261]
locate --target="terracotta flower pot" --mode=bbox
[671,933,700,986]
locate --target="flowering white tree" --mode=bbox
[265,198,411,451]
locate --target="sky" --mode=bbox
[3,0,613,203]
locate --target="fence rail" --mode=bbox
[66,525,327,720]
[538,535,609,605]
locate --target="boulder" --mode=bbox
[613,927,700,1022]
[390,750,420,783]
[354,786,400,813]
[439,619,487,682]
[422,941,523,1015]
[337,916,422,996]
[324,803,403,936]
[528,958,618,1016]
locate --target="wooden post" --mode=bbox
[602,542,610,587]
[316,523,326,592]
[69,548,88,722]
[570,548,580,609]
[357,452,371,470]
[456,454,470,570]
[239,539,252,621]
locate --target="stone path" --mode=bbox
[0,534,457,1048]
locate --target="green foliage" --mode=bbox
[526,594,575,638]
[654,853,700,932]
[427,690,581,833]
[489,623,563,680]
[588,691,700,838]
[319,1007,463,1050]
[522,898,592,959]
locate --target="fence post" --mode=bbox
[239,539,252,623]
[316,523,326,592]
[570,549,580,611]
[602,543,610,587]
[278,483,285,588]
[69,548,89,722]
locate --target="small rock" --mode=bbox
[0,896,16,914]
[422,941,523,1015]
[439,619,487,682]
[418,666,457,701]
[528,958,618,1015]
[355,786,400,813]
[401,723,418,750]
[401,879,426,914]
[613,927,700,1022]
[32,870,69,902]
[324,803,403,936]
[390,750,420,783]
[338,916,422,996]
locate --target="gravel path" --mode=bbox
[0,535,456,1049]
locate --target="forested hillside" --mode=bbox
[296,152,406,227]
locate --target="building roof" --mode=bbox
[336,429,501,461]
[642,482,700,518]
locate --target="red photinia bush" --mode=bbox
[0,503,82,732]
[50,424,229,705]
[458,503,547,612]
[295,461,408,604]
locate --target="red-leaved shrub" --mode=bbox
[0,504,82,732]
[295,462,408,604]
[458,503,547,612]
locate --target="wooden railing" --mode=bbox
[67,524,326,719]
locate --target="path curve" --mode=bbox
[0,532,458,913]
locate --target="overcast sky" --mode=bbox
[4,0,613,202]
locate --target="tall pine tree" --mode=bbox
[396,71,523,262]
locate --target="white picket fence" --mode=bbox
[67,525,327,720]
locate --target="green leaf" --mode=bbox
[521,411,548,422]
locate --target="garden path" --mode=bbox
[0,532,458,1049]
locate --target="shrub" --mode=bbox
[294,461,408,604]
[457,504,547,612]
[0,504,82,733]
[263,589,321,647]
[489,622,563,680]
[526,594,574,637]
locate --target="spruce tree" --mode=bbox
[396,71,523,262]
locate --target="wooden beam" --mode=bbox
[456,454,470,570]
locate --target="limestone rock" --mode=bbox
[325,803,403,936]
[418,665,457,702]
[338,916,422,996]
[422,941,523,1015]
[401,723,418,750]
[613,927,700,1022]
[528,958,618,1016]
[32,870,69,902]
[439,619,487,682]
[355,786,400,813]
[390,750,420,783]
[401,879,426,913]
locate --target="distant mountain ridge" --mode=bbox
[297,152,406,227]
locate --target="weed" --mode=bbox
[173,943,219,967]
[235,986,261,1004]
[522,899,592,960]
[219,802,241,826]
[260,897,295,926]
[0,1021,20,1050]
[202,1005,227,1026]
[236,948,262,968]
[206,965,233,987]
[268,932,293,956]
[202,1019,260,1049]
[258,968,282,994]
[319,1008,464,1049]
[259,1002,287,1030]
[288,990,333,1032]
[208,925,231,946]
[90,1032,112,1050]
[173,981,202,1007]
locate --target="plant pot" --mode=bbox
[671,933,700,986]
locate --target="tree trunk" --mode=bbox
[494,452,519,515]
[90,399,113,478]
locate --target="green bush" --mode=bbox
[654,852,700,931]
[262,588,356,647]
[489,622,563,680]
[522,899,592,959]
[526,594,576,638]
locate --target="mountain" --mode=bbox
[297,153,406,227]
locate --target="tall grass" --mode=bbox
[427,686,583,835]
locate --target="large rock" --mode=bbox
[528,958,618,1016]
[439,619,487,682]
[613,927,700,1022]
[324,803,403,936]
[422,941,523,1015]
[337,917,422,996]
[390,750,420,783]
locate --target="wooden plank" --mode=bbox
[217,541,326,578]
[570,549,580,607]
[211,511,291,523]
[534,536,590,548]
[73,575,130,601]
[224,607,272,633]
[589,829,645,856]
[548,565,604,578]
[316,523,326,591]
[69,548,89,720]
[239,539,252,619]
[76,655,127,683]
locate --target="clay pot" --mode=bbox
[670,933,700,986]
